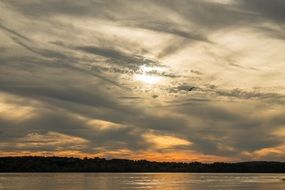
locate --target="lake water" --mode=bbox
[0,173,285,190]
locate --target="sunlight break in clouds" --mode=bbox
[134,74,160,84]
[134,65,166,84]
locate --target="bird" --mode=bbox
[188,87,195,91]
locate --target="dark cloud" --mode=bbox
[169,84,285,104]
[76,45,159,70]
[157,39,189,58]
[11,37,69,60]
[240,0,285,23]
[151,0,257,29]
[168,102,285,157]
[1,0,101,17]
[0,23,30,41]
[0,0,255,33]
[128,21,209,42]
[190,70,203,75]
[215,88,285,103]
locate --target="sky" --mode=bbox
[0,0,285,162]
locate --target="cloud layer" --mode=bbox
[1,0,285,162]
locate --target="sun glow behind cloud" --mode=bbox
[134,74,160,84]
[134,65,166,84]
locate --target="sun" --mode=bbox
[133,65,164,84]
[134,74,160,84]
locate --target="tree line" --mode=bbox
[1,156,285,172]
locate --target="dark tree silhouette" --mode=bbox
[0,156,285,172]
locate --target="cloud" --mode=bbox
[215,88,285,103]
[239,0,285,23]
[76,45,160,70]
[0,23,30,41]
[1,0,99,17]
[128,21,209,42]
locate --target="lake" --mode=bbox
[0,173,284,190]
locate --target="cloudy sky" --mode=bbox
[1,0,285,162]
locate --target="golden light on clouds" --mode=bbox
[143,133,192,149]
[0,132,88,150]
[0,93,37,122]
[87,119,125,131]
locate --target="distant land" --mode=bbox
[1,157,285,173]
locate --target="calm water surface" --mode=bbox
[0,173,285,190]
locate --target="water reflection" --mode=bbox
[0,173,284,190]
